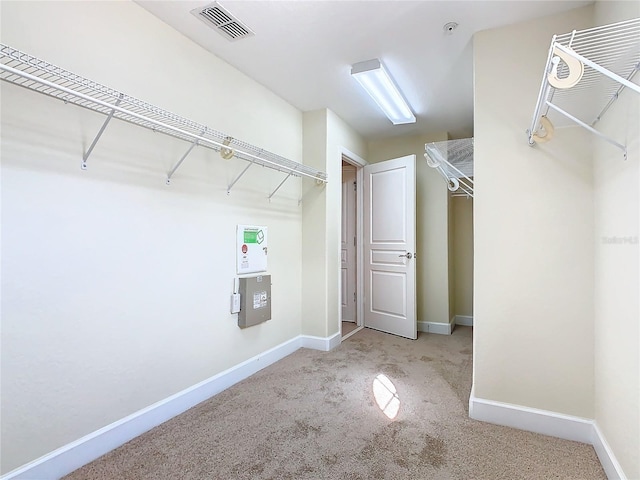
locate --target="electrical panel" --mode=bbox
[238,275,271,328]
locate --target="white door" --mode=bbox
[341,164,357,323]
[363,155,417,339]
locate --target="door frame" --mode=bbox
[341,162,357,324]
[339,147,366,338]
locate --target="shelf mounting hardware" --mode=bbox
[82,94,123,170]
[166,129,206,185]
[545,101,627,156]
[268,166,298,201]
[220,137,234,160]
[593,61,640,127]
[227,163,253,195]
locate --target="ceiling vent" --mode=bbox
[191,2,254,42]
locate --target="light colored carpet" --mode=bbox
[342,321,358,337]
[65,327,605,479]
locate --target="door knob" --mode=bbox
[399,252,413,259]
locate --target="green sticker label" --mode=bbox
[244,230,258,243]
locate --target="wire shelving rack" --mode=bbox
[0,43,327,198]
[527,18,640,158]
[424,138,474,198]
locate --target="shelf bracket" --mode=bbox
[545,101,627,159]
[166,130,205,185]
[268,169,296,201]
[527,36,557,146]
[227,163,253,195]
[82,94,123,170]
[593,62,640,127]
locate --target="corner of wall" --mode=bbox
[592,4,640,480]
[301,109,366,340]
[325,109,367,338]
[301,110,329,338]
[472,3,596,419]
[447,190,455,322]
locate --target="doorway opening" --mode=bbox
[339,152,418,340]
[340,152,365,340]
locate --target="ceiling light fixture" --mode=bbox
[350,59,416,125]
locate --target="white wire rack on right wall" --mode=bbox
[424,138,474,198]
[527,17,640,158]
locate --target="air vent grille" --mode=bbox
[192,2,254,41]
[200,5,232,26]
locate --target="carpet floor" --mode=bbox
[65,327,605,479]
[342,321,358,337]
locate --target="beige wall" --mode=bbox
[301,110,329,338]
[476,2,639,475]
[326,110,368,336]
[452,197,473,317]
[367,133,450,325]
[473,6,596,418]
[1,1,305,473]
[4,0,637,477]
[301,109,366,338]
[448,193,456,321]
[592,3,640,478]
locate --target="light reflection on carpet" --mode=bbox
[373,373,400,419]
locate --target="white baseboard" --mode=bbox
[417,317,472,334]
[1,333,337,480]
[469,394,593,443]
[301,331,341,351]
[469,394,627,480]
[454,315,473,326]
[591,422,627,480]
[418,321,453,335]
[329,331,341,350]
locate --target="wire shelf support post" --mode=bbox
[82,94,123,170]
[268,168,297,201]
[166,130,205,185]
[227,163,253,195]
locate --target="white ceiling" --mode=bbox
[136,0,592,141]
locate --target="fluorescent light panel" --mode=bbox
[351,59,416,125]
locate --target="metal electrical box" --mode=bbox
[238,275,271,328]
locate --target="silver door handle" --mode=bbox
[399,252,413,259]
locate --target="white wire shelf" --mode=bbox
[527,18,640,158]
[424,138,474,198]
[0,43,327,196]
